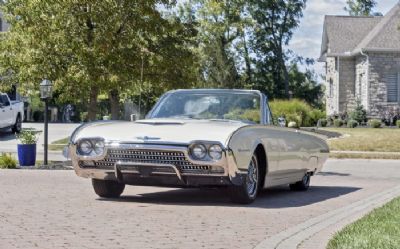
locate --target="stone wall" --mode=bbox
[338,58,356,113]
[325,57,338,116]
[355,56,369,110]
[368,52,400,118]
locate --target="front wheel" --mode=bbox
[92,179,125,198]
[228,154,260,204]
[289,174,311,191]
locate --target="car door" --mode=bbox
[0,94,13,127]
[262,97,306,184]
[0,94,8,128]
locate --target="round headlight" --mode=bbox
[191,144,207,160]
[78,140,93,155]
[94,140,105,155]
[209,144,223,160]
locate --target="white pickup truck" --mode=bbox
[0,93,23,133]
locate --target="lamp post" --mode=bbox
[40,79,53,166]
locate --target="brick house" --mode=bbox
[320,3,400,118]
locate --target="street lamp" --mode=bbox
[40,79,53,166]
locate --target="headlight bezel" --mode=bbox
[188,142,225,162]
[76,138,106,158]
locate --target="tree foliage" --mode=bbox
[344,0,381,16]
[248,0,307,98]
[0,0,324,119]
[0,0,197,120]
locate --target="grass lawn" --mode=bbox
[323,127,400,151]
[49,137,69,151]
[327,197,400,249]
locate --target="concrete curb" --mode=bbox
[254,185,400,249]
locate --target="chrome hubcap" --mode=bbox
[246,156,258,197]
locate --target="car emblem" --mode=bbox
[136,136,161,141]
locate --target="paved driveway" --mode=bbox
[0,159,399,249]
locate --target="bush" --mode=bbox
[397,120,400,128]
[369,119,382,128]
[16,129,41,144]
[333,119,344,127]
[349,100,367,124]
[0,153,17,169]
[318,119,328,127]
[288,121,298,128]
[347,120,358,128]
[308,109,326,126]
[269,99,323,127]
[80,112,88,122]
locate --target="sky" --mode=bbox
[288,0,398,77]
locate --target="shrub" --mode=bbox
[318,119,328,127]
[347,120,358,128]
[333,119,344,127]
[0,153,17,169]
[349,100,367,124]
[288,121,298,128]
[308,109,326,126]
[269,99,323,127]
[369,119,382,128]
[397,120,400,128]
[16,129,41,144]
[80,112,88,122]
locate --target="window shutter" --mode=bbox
[387,73,399,102]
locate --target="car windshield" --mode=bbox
[150,91,261,123]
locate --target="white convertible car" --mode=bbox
[69,89,329,204]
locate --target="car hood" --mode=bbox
[73,119,248,146]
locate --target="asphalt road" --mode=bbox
[1,159,399,249]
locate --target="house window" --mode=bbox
[387,73,400,103]
[329,78,334,98]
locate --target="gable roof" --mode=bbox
[320,2,400,61]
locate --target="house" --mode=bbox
[320,2,400,118]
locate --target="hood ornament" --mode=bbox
[136,136,161,141]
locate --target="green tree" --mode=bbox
[0,0,196,120]
[179,0,250,89]
[288,63,324,108]
[248,0,307,98]
[344,0,381,16]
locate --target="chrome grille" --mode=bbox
[78,148,224,175]
[106,149,190,166]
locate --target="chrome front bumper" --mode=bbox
[70,143,246,187]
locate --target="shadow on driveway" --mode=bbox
[98,185,361,208]
[0,130,16,141]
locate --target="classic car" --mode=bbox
[69,89,329,204]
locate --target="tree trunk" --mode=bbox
[109,89,120,120]
[87,86,99,121]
